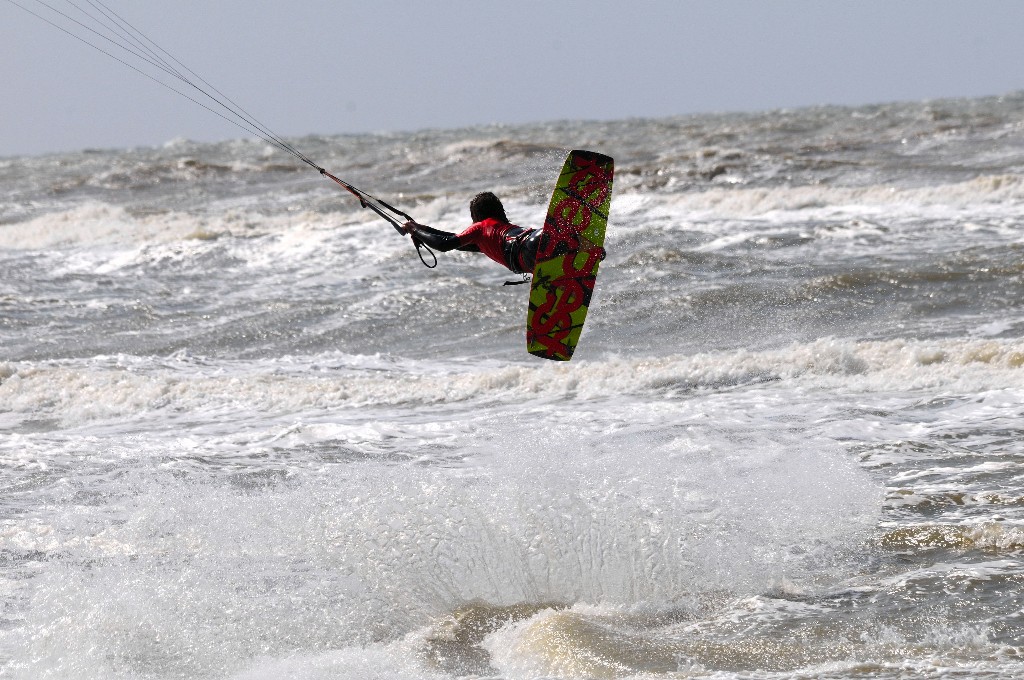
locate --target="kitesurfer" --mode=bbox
[402,192,541,274]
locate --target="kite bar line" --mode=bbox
[6,0,435,266]
[318,168,437,268]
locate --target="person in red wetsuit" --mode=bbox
[402,192,542,274]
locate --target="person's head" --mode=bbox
[470,192,508,223]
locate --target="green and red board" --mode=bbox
[526,150,614,361]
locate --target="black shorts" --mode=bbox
[508,229,543,274]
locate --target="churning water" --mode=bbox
[2,93,1024,678]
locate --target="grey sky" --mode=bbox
[3,0,1023,157]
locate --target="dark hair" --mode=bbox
[469,192,508,223]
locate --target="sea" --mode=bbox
[2,93,1024,679]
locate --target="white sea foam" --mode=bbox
[8,405,878,678]
[226,644,439,680]
[0,200,392,253]
[640,173,1024,221]
[1,338,1020,432]
[6,171,1023,254]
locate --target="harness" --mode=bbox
[502,226,541,274]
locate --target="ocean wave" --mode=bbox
[439,138,566,162]
[801,263,1024,295]
[0,201,387,251]
[6,170,1023,254]
[879,523,1024,553]
[642,173,1024,219]
[0,202,221,249]
[2,337,1021,428]
[481,595,1008,678]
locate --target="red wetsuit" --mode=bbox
[407,217,541,274]
[457,218,528,269]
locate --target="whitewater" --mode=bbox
[2,93,1024,679]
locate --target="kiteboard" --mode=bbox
[526,150,614,361]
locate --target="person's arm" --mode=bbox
[402,222,480,253]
